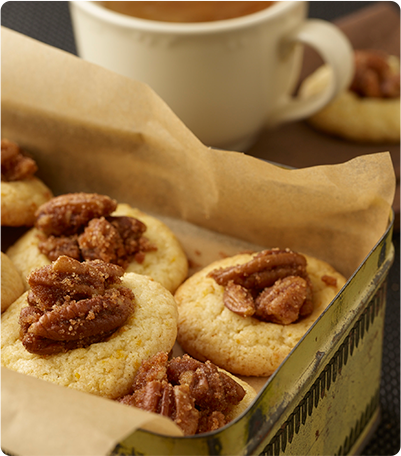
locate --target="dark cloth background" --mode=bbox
[1,2,400,455]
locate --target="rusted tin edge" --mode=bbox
[251,214,394,456]
[258,281,388,456]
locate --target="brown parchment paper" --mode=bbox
[1,368,183,456]
[0,26,396,456]
[249,1,400,229]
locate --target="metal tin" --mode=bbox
[0,134,393,455]
[113,213,394,456]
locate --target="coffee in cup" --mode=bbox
[99,2,276,23]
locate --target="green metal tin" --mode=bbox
[113,214,394,456]
[0,178,393,456]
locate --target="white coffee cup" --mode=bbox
[69,1,354,151]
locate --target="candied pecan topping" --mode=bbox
[131,380,166,412]
[116,352,246,435]
[254,276,308,325]
[198,411,226,434]
[159,382,175,417]
[28,254,124,309]
[166,354,203,383]
[78,217,128,264]
[223,281,255,317]
[1,139,38,182]
[19,256,135,355]
[208,249,313,324]
[35,193,118,236]
[38,234,81,262]
[35,193,157,268]
[173,384,200,436]
[179,360,246,412]
[350,50,400,98]
[209,249,308,290]
[78,216,155,269]
[132,351,169,390]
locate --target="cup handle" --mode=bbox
[273,19,354,125]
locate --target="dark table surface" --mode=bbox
[1,2,400,455]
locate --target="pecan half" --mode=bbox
[1,139,38,182]
[19,256,135,355]
[223,281,256,317]
[208,249,314,325]
[116,352,246,435]
[35,193,157,268]
[350,50,400,98]
[209,249,308,291]
[35,193,117,236]
[181,361,246,412]
[254,276,308,325]
[173,384,200,436]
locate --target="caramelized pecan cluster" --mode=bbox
[1,139,38,182]
[35,193,156,268]
[19,255,135,355]
[350,50,400,98]
[117,352,246,435]
[208,249,315,325]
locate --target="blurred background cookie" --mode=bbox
[300,50,400,143]
[1,139,53,226]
